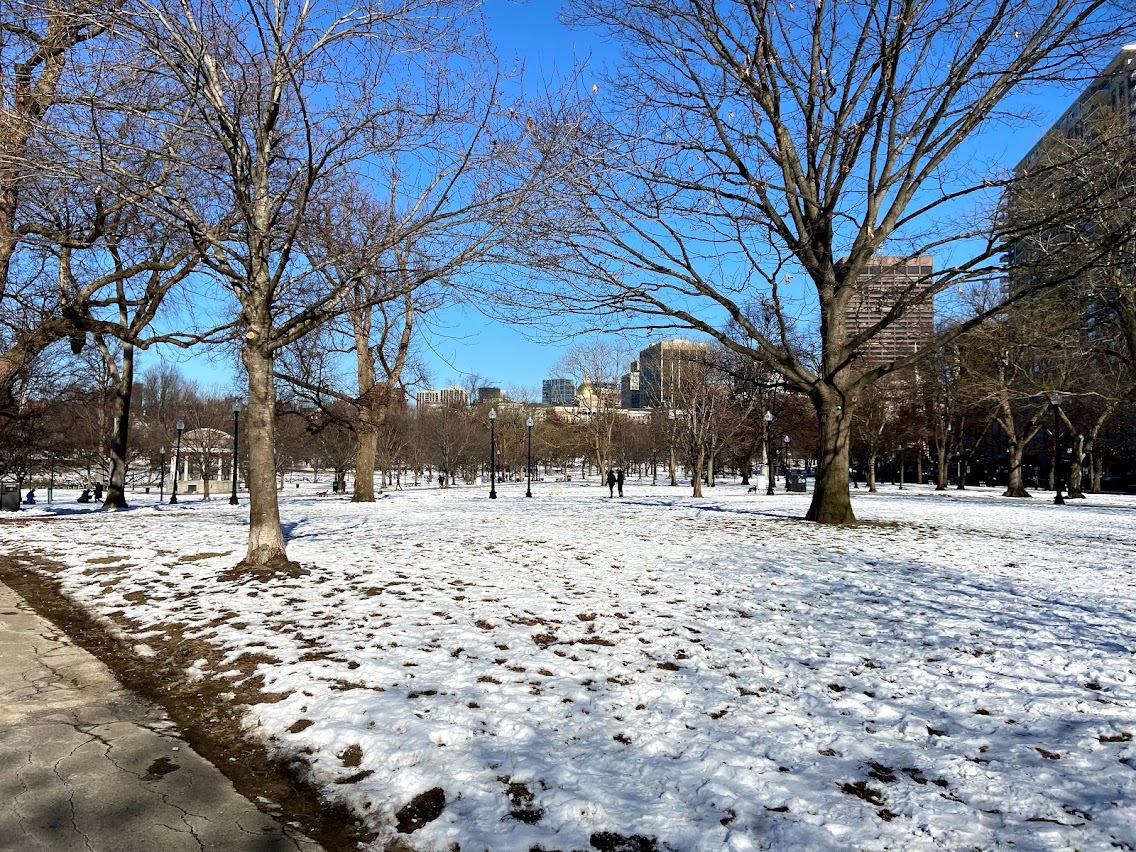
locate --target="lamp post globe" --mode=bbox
[229,401,241,505]
[488,408,498,499]
[765,410,775,495]
[1050,392,1065,505]
[526,416,534,498]
[170,419,185,505]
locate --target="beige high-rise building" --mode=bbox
[839,256,935,364]
[637,339,708,408]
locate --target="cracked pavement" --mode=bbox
[0,580,324,852]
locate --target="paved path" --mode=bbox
[0,579,324,852]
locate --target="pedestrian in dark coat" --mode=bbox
[606,468,616,497]
[616,468,624,497]
[93,482,104,502]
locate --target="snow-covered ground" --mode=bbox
[2,480,1134,851]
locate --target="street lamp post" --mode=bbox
[765,410,775,495]
[158,447,166,502]
[170,419,184,505]
[525,416,534,498]
[1051,392,1065,505]
[229,401,241,505]
[488,408,498,499]
[783,434,791,491]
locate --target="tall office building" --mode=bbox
[637,339,707,408]
[1007,46,1135,302]
[1021,46,1135,160]
[839,256,935,364]
[542,378,576,405]
[620,361,643,409]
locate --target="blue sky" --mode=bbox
[162,2,1106,399]
[415,1,604,396]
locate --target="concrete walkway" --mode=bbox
[0,579,324,852]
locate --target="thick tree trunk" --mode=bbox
[104,343,134,509]
[935,440,949,490]
[353,416,378,502]
[1002,438,1031,498]
[691,446,705,497]
[242,343,289,566]
[1067,433,1085,498]
[805,401,855,525]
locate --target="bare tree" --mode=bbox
[120,0,523,568]
[671,352,728,496]
[1,0,111,377]
[553,337,633,482]
[513,0,1129,524]
[955,293,1089,497]
[2,1,209,397]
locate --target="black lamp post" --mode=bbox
[1051,392,1065,505]
[765,410,775,495]
[170,419,184,505]
[488,408,497,499]
[229,401,241,505]
[525,416,534,498]
[783,434,791,491]
[158,446,166,502]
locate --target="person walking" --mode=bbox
[93,482,104,502]
[606,468,616,497]
[616,467,624,497]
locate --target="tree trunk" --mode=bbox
[935,439,949,490]
[668,446,677,486]
[1002,437,1031,498]
[805,402,855,525]
[242,343,289,566]
[1067,433,1085,498]
[353,416,378,502]
[686,449,704,497]
[867,453,878,492]
[104,343,134,509]
[691,444,705,497]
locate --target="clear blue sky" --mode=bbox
[164,2,1101,398]
[417,1,602,397]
